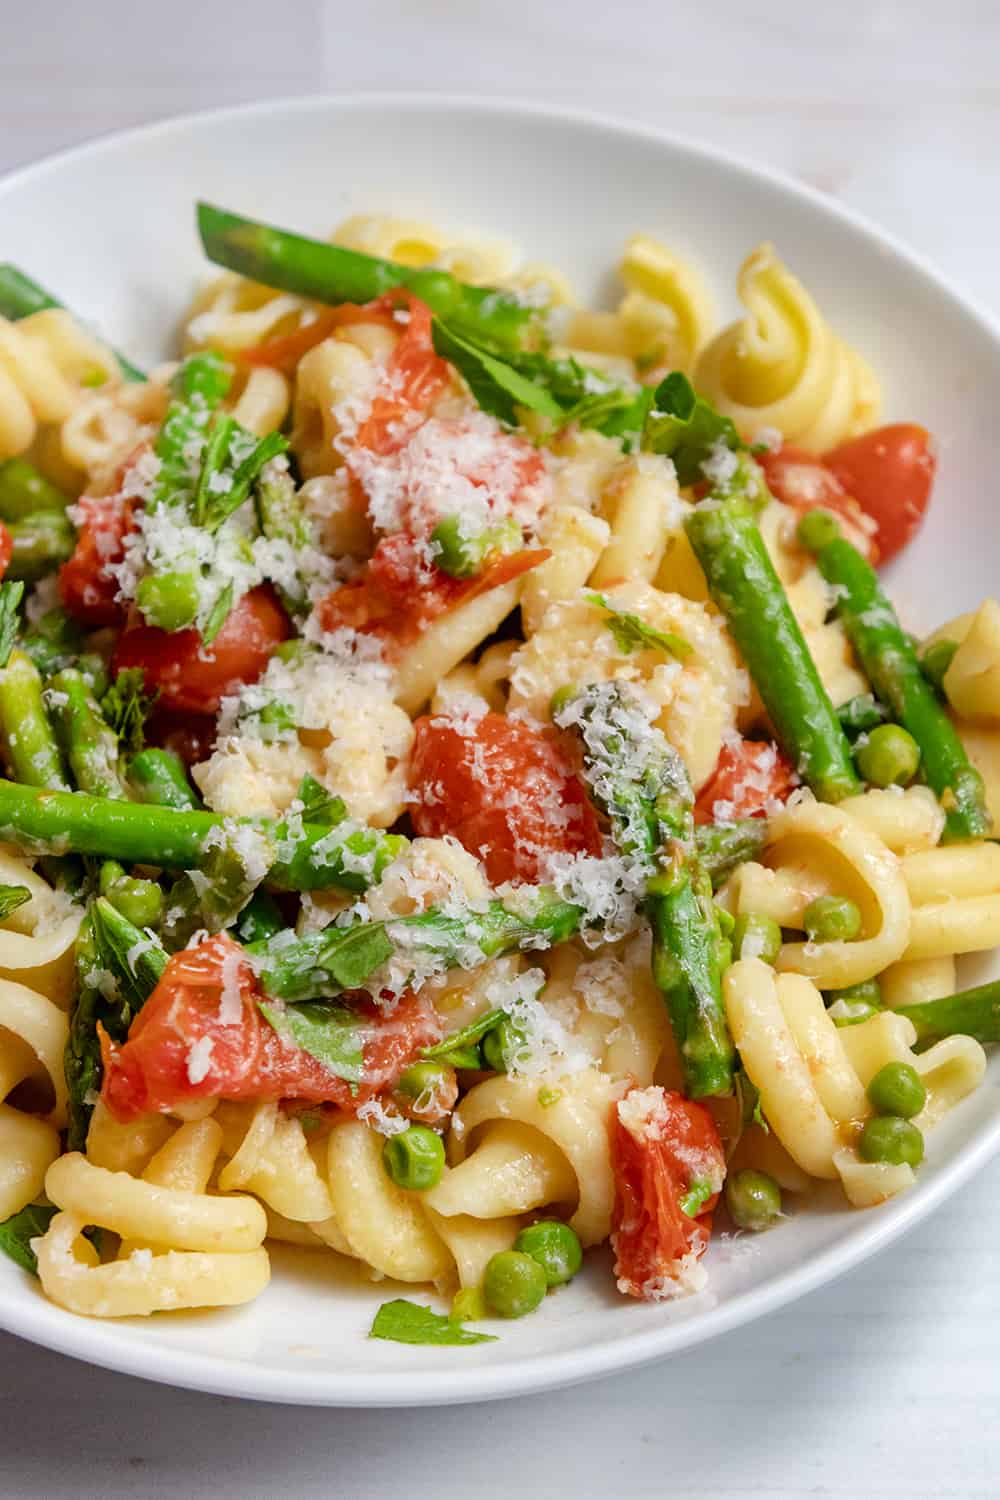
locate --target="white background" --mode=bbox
[2,3,999,1496]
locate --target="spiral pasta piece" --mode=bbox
[332,214,517,286]
[694,244,880,447]
[182,271,312,356]
[899,843,1000,962]
[216,1101,334,1223]
[0,310,121,461]
[0,851,84,1006]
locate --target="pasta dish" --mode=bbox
[0,204,995,1345]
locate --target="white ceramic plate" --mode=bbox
[2,93,1000,1407]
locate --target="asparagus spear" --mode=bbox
[254,889,584,1003]
[254,462,314,616]
[563,681,734,1098]
[898,980,1000,1048]
[694,818,769,891]
[0,263,145,383]
[686,476,860,802]
[0,582,23,670]
[127,747,202,810]
[799,512,990,841]
[0,651,69,789]
[197,202,541,356]
[0,458,68,522]
[0,778,405,892]
[47,668,126,798]
[4,510,75,582]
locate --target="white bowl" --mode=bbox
[2,93,999,1408]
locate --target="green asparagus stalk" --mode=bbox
[0,263,145,383]
[685,481,860,802]
[254,889,584,1003]
[163,825,275,949]
[0,778,405,892]
[196,202,541,355]
[255,464,315,616]
[5,510,75,582]
[47,669,126,798]
[694,818,769,890]
[898,980,1000,1048]
[799,512,990,841]
[235,889,284,943]
[0,582,23,670]
[127,747,202,810]
[0,458,68,522]
[0,651,69,789]
[563,681,734,1098]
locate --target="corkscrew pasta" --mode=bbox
[0,199,992,1347]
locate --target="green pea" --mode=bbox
[858,1115,924,1167]
[514,1220,583,1287]
[105,876,164,929]
[381,1124,445,1191]
[855,723,921,788]
[803,894,862,943]
[725,1169,782,1231]
[796,508,842,552]
[733,912,782,964]
[136,570,200,632]
[866,1061,927,1120]
[920,638,958,691]
[432,515,520,579]
[396,1060,455,1108]
[483,1250,548,1319]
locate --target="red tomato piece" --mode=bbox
[144,706,218,768]
[354,294,451,456]
[239,299,400,374]
[825,423,935,564]
[694,738,798,825]
[0,522,11,582]
[409,709,602,885]
[315,535,548,653]
[99,933,443,1121]
[113,584,290,714]
[611,1085,725,1301]
[757,445,877,560]
[59,491,136,625]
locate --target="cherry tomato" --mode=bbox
[825,424,935,564]
[354,294,451,456]
[757,446,876,560]
[99,933,443,1121]
[611,1085,725,1301]
[409,709,602,885]
[59,491,136,625]
[0,522,11,582]
[316,534,548,652]
[694,739,798,825]
[113,584,290,714]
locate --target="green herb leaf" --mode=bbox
[680,1178,714,1217]
[585,593,691,659]
[0,1202,57,1274]
[200,581,234,647]
[431,320,565,425]
[559,383,654,440]
[642,371,741,485]
[92,896,168,1011]
[422,1008,506,1061]
[0,883,31,921]
[201,430,289,535]
[0,580,25,668]
[258,999,365,1085]
[295,773,348,826]
[193,413,237,528]
[100,668,159,753]
[370,1298,497,1346]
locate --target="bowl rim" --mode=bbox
[2,88,999,1407]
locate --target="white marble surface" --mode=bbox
[2,3,999,1496]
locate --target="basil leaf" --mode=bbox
[0,1203,57,1274]
[0,883,31,921]
[585,592,691,659]
[432,319,564,425]
[370,1298,497,1346]
[0,580,24,668]
[642,370,741,485]
[422,1008,506,1061]
[295,773,348,826]
[259,999,364,1085]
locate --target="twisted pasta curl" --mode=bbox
[215,1101,334,1223]
[0,310,121,462]
[508,580,748,791]
[693,244,881,447]
[60,371,171,491]
[898,842,1000,962]
[182,271,313,356]
[0,851,83,1006]
[931,599,1000,723]
[432,1069,620,1249]
[589,453,684,588]
[290,323,396,479]
[724,798,911,989]
[565,234,714,373]
[36,1135,269,1317]
[0,973,67,1219]
[332,213,517,287]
